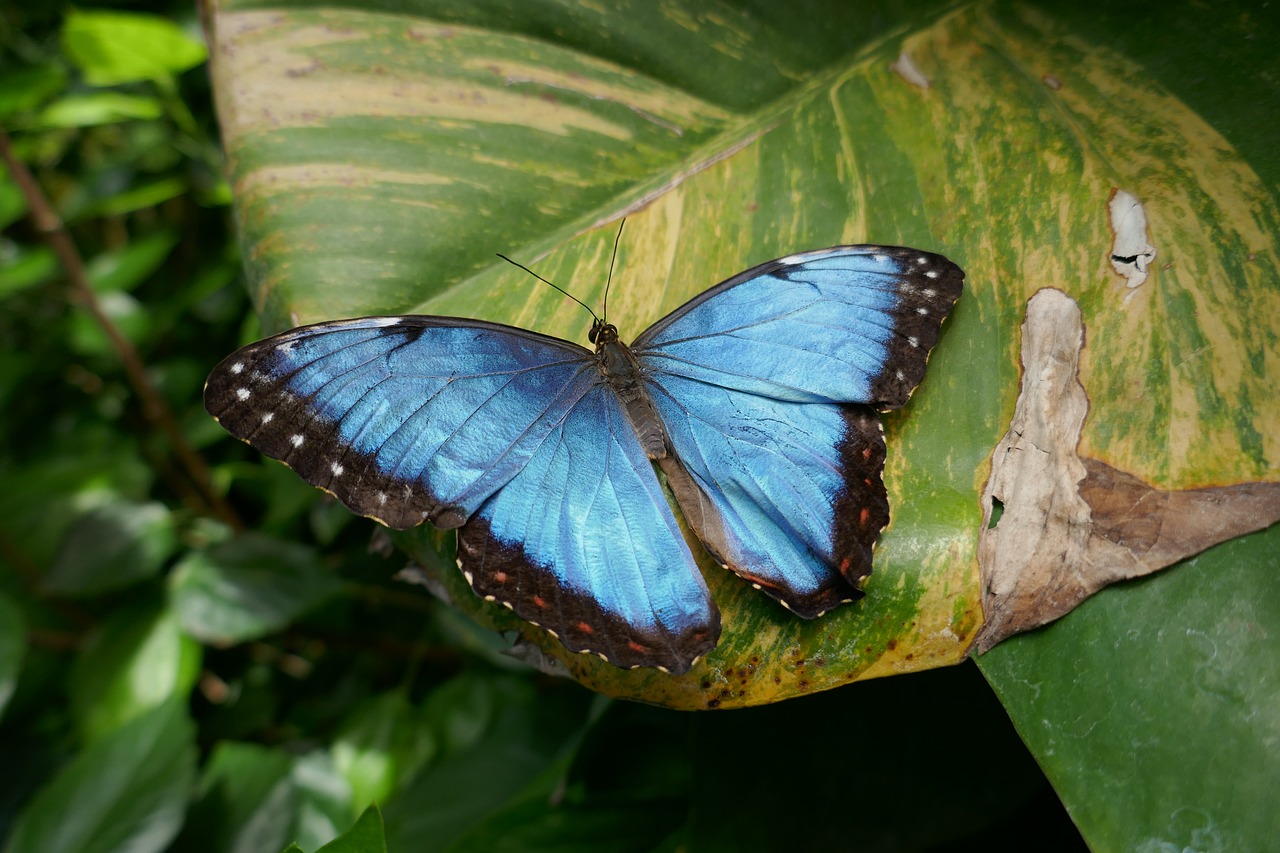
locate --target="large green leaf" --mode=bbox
[208,0,984,705]
[206,0,1276,714]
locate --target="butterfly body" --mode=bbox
[206,245,963,673]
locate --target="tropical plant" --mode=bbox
[1,2,1275,851]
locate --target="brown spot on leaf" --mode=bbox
[975,289,1280,652]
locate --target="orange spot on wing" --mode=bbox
[493,571,508,583]
[532,595,546,608]
[859,507,870,525]
[576,621,594,634]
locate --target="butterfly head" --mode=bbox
[589,319,619,348]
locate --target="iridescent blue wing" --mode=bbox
[205,316,719,672]
[631,246,963,616]
[458,385,718,672]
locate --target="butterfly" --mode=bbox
[205,243,963,674]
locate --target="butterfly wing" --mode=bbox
[205,315,718,672]
[632,246,963,615]
[458,383,719,673]
[204,316,597,530]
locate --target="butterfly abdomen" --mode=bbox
[596,336,669,460]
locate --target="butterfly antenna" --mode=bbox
[602,219,625,324]
[495,253,599,322]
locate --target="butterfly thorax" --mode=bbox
[591,320,669,460]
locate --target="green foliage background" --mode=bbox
[0,1,1275,851]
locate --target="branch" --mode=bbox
[0,128,243,531]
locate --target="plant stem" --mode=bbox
[0,128,243,531]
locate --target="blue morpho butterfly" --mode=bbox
[204,233,963,674]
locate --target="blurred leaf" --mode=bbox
[68,598,201,743]
[315,805,387,853]
[37,92,164,128]
[67,290,151,355]
[0,179,27,230]
[0,244,57,297]
[169,532,342,645]
[0,591,24,722]
[2,697,197,853]
[332,692,437,811]
[291,750,355,851]
[62,10,208,87]
[87,175,188,217]
[0,438,154,568]
[85,229,179,293]
[176,741,297,853]
[383,676,590,851]
[420,671,503,758]
[452,801,681,853]
[43,500,177,596]
[0,64,68,120]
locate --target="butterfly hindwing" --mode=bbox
[633,246,963,613]
[457,384,720,673]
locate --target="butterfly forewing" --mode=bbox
[633,246,962,408]
[204,316,598,529]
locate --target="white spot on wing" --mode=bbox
[230,362,245,375]
[908,336,919,347]
[261,412,274,424]
[290,434,304,447]
[916,307,929,315]
[330,462,344,476]
[235,388,250,400]
[370,317,403,327]
[925,270,939,279]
